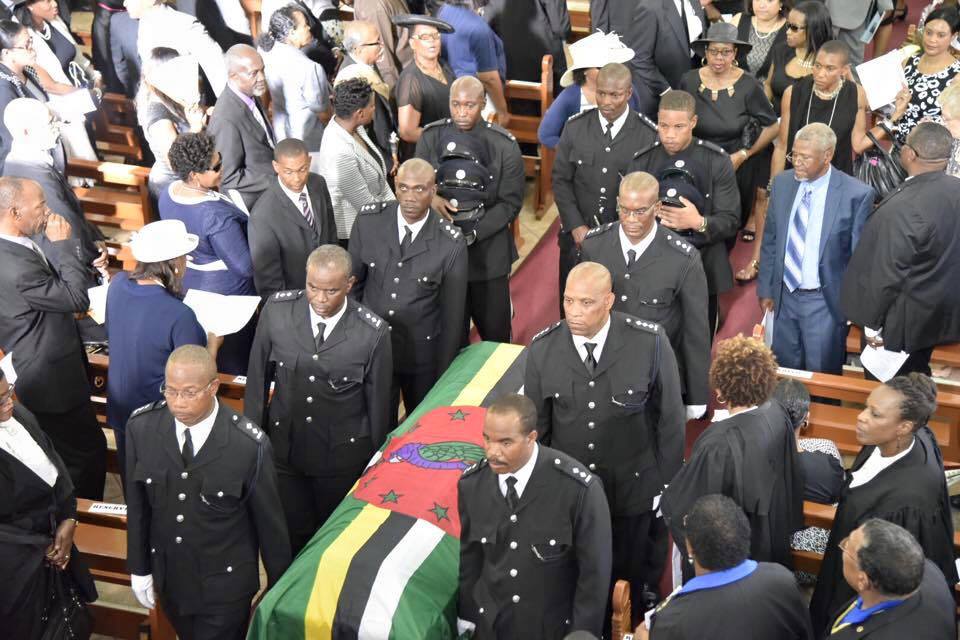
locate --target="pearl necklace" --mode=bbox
[37,22,51,41]
[813,78,843,101]
[751,17,781,42]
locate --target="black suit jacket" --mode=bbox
[206,86,276,210]
[593,0,702,95]
[0,238,91,413]
[248,174,337,297]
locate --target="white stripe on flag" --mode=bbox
[356,518,446,639]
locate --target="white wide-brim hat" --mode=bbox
[129,219,199,263]
[560,30,636,88]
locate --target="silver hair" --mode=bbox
[224,44,260,72]
[342,21,378,54]
[794,122,837,153]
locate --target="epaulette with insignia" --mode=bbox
[696,138,727,155]
[483,121,516,142]
[359,202,390,215]
[271,289,304,302]
[230,412,265,443]
[440,222,463,241]
[531,320,563,342]
[585,222,615,239]
[636,112,657,131]
[461,458,488,478]
[551,454,593,486]
[422,118,452,133]
[624,316,660,333]
[568,107,596,122]
[355,304,385,330]
[632,140,660,159]
[662,231,694,256]
[129,399,166,419]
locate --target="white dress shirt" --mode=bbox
[0,415,59,486]
[672,0,704,43]
[571,316,612,365]
[175,399,218,455]
[278,176,311,212]
[309,297,348,341]
[619,223,659,265]
[497,443,539,500]
[597,106,630,140]
[849,438,915,489]
[397,207,430,245]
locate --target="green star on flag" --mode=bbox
[448,409,469,421]
[379,490,402,504]
[428,502,449,522]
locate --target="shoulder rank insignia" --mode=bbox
[355,305,385,330]
[697,138,727,155]
[531,320,563,342]
[461,458,488,478]
[663,232,694,255]
[637,111,657,131]
[624,316,660,333]
[568,107,596,122]
[632,140,660,159]
[441,222,462,240]
[231,413,265,442]
[130,399,166,419]
[272,289,304,302]
[585,222,615,239]
[359,202,390,215]
[484,121,516,142]
[551,454,593,486]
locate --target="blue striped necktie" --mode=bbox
[784,187,812,292]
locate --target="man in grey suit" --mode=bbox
[758,123,875,374]
[826,0,894,66]
[207,44,276,210]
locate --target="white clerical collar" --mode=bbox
[497,442,539,499]
[309,297,348,341]
[175,398,219,456]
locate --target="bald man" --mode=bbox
[416,76,524,343]
[125,345,290,640]
[524,261,684,610]
[350,159,468,425]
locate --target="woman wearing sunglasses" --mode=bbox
[764,0,833,116]
[158,131,255,375]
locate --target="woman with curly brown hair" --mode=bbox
[661,336,804,582]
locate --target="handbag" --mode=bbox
[40,564,93,640]
[740,117,763,150]
[854,124,907,202]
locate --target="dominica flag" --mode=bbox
[247,342,527,640]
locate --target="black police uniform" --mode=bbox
[458,445,612,639]
[628,138,740,334]
[416,118,525,343]
[524,312,685,606]
[580,223,710,406]
[125,400,291,640]
[552,107,658,305]
[244,293,393,554]
[350,201,469,424]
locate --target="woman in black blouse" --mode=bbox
[764,0,832,116]
[731,0,789,80]
[680,23,779,234]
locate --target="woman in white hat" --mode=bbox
[537,30,655,149]
[104,219,221,480]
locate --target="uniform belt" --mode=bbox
[186,259,229,272]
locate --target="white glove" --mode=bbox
[685,405,707,421]
[131,573,155,610]
[456,617,476,637]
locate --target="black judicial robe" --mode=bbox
[650,561,813,640]
[660,402,804,569]
[827,560,956,640]
[809,426,958,635]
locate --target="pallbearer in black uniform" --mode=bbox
[580,171,710,420]
[350,158,468,425]
[628,90,740,335]
[552,62,657,305]
[125,346,290,640]
[524,262,685,609]
[416,75,524,343]
[457,394,612,640]
[244,245,393,554]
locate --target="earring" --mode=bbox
[687,555,695,566]
[733,60,740,67]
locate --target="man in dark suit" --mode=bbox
[350,158,468,425]
[126,346,290,640]
[524,261,685,609]
[207,44,276,211]
[248,138,337,297]
[244,245,393,555]
[758,123,875,374]
[457,394,612,639]
[842,122,960,377]
[592,0,705,95]
[0,177,106,499]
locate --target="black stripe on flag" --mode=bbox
[479,347,528,408]
[330,511,419,640]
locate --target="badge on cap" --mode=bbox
[675,160,685,168]
[456,169,466,180]
[667,188,678,197]
[450,198,459,207]
[446,142,457,151]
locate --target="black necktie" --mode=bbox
[401,225,413,255]
[584,342,598,374]
[315,321,326,351]
[505,476,519,511]
[182,429,194,467]
[603,122,614,143]
[627,249,637,266]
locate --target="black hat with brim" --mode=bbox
[691,22,751,59]
[391,14,455,34]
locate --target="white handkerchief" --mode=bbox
[183,289,260,337]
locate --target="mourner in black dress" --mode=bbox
[808,374,958,635]
[457,395,611,640]
[0,370,97,640]
[643,495,813,640]
[661,336,804,574]
[827,519,956,640]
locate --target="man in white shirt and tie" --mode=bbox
[457,394,612,639]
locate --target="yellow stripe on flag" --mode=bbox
[451,343,524,406]
[304,503,392,640]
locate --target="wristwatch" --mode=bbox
[696,216,708,234]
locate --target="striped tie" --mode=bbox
[299,191,315,229]
[783,187,812,292]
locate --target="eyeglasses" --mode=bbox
[785,151,819,165]
[786,22,806,32]
[0,385,14,404]
[903,143,950,162]
[8,41,34,52]
[160,379,216,401]
[618,202,660,218]
[705,47,736,58]
[412,32,441,42]
[838,536,856,561]
[358,40,383,48]
[207,158,223,173]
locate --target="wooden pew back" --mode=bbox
[504,55,556,217]
[847,326,960,370]
[69,159,154,233]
